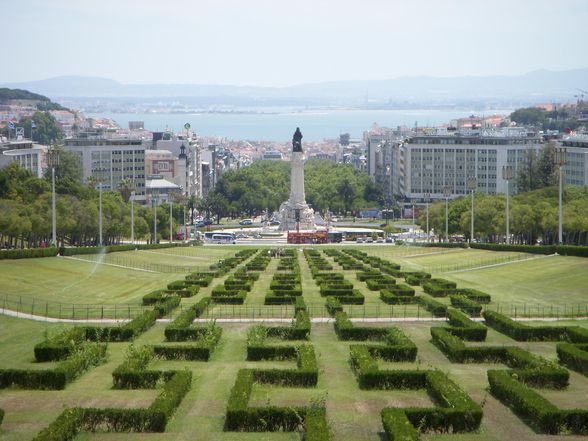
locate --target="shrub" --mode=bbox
[34,327,86,362]
[418,296,447,317]
[557,343,588,376]
[449,295,482,317]
[32,407,84,441]
[85,310,157,342]
[482,310,587,342]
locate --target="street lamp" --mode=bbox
[467,177,477,243]
[169,199,173,243]
[411,199,416,238]
[130,191,135,245]
[98,182,103,246]
[502,165,513,244]
[443,186,451,242]
[47,147,59,248]
[554,147,567,245]
[423,192,430,241]
[153,190,158,244]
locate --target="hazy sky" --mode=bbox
[2,0,586,87]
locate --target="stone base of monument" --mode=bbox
[278,201,316,231]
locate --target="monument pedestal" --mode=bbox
[279,151,316,231]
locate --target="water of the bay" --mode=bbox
[87,108,513,141]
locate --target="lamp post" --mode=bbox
[502,165,513,244]
[443,186,451,242]
[467,177,477,243]
[153,190,158,244]
[98,182,103,246]
[47,147,59,248]
[169,200,173,243]
[411,199,416,239]
[424,192,430,241]
[130,191,135,245]
[554,147,567,245]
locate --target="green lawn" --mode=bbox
[2,314,588,440]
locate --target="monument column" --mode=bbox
[279,127,316,231]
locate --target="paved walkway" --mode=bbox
[2,306,586,324]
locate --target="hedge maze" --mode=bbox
[3,247,588,440]
[226,307,330,438]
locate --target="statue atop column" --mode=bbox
[292,127,303,152]
[278,127,315,231]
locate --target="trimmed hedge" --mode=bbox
[325,296,343,315]
[0,247,58,260]
[35,370,192,439]
[154,326,222,361]
[85,310,158,342]
[449,295,482,317]
[557,343,588,376]
[471,242,588,258]
[418,296,447,317]
[483,310,588,342]
[376,369,482,439]
[34,327,86,362]
[486,370,588,434]
[0,343,107,390]
[59,242,194,257]
[446,308,487,341]
[185,272,214,287]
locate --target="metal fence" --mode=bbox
[485,302,588,319]
[0,293,149,320]
[2,293,588,322]
[70,254,207,273]
[419,253,531,273]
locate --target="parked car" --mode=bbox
[239,219,253,225]
[385,237,394,243]
[356,237,365,243]
[376,237,384,243]
[366,237,374,243]
[270,219,280,226]
[195,219,213,227]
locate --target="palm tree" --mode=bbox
[117,178,134,203]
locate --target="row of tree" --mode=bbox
[418,185,588,245]
[0,162,184,248]
[204,159,382,219]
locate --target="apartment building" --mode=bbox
[63,130,146,198]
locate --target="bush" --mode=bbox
[0,247,59,260]
[85,310,157,342]
[33,407,85,441]
[155,327,222,361]
[488,370,562,434]
[34,327,86,362]
[557,343,588,376]
[446,308,487,341]
[1,343,107,390]
[449,295,482,317]
[418,296,447,317]
[483,310,588,342]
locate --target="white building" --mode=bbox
[63,130,147,199]
[0,139,47,178]
[560,135,588,186]
[400,129,543,200]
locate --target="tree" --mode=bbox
[510,107,547,126]
[117,178,134,203]
[19,111,63,145]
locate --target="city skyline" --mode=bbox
[1,0,587,87]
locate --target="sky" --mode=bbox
[1,0,587,87]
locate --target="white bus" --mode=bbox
[204,231,236,244]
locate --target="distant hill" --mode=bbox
[0,87,66,110]
[2,69,587,107]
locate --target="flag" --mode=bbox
[31,121,36,129]
[8,121,14,129]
